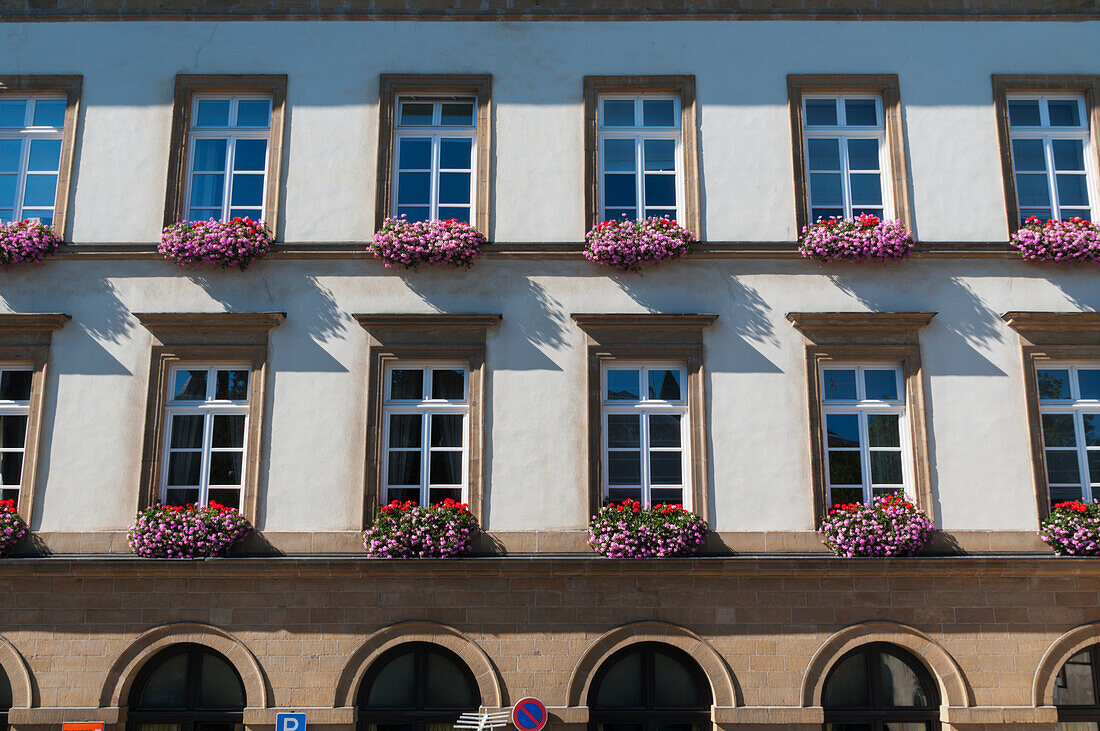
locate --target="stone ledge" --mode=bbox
[8,707,123,724]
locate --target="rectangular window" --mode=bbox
[0,95,67,226]
[819,364,911,506]
[0,366,33,504]
[392,97,477,224]
[802,94,889,223]
[597,95,682,223]
[382,363,469,506]
[160,365,251,510]
[184,95,272,222]
[1036,364,1100,504]
[601,363,689,508]
[1006,95,1096,224]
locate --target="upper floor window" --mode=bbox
[1007,95,1096,224]
[598,94,682,223]
[161,365,251,510]
[0,96,66,226]
[383,363,469,506]
[392,97,477,225]
[0,367,32,504]
[821,364,910,506]
[1037,364,1100,504]
[602,363,689,508]
[803,94,889,223]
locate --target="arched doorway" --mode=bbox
[356,642,481,731]
[587,642,712,731]
[822,643,939,730]
[1054,643,1100,727]
[126,644,245,731]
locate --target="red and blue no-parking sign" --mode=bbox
[511,697,547,731]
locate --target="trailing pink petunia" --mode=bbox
[818,494,934,557]
[588,500,708,558]
[0,499,28,556]
[799,214,914,263]
[584,217,696,272]
[159,217,272,270]
[1040,500,1100,556]
[0,219,62,269]
[127,502,253,558]
[363,499,480,558]
[1011,216,1100,264]
[369,217,485,270]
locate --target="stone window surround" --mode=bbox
[991,75,1100,235]
[582,76,702,236]
[374,75,493,235]
[572,313,716,520]
[135,312,285,525]
[787,312,936,524]
[0,75,82,239]
[1002,311,1100,522]
[0,313,69,524]
[163,74,288,235]
[787,74,913,234]
[355,314,501,528]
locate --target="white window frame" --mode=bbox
[183,94,272,223]
[1006,94,1099,224]
[0,95,66,225]
[1037,362,1100,503]
[819,363,913,506]
[381,362,470,507]
[159,363,251,508]
[391,96,478,224]
[600,362,691,509]
[0,364,33,503]
[597,93,684,224]
[802,93,891,222]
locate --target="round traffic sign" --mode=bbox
[511,697,547,731]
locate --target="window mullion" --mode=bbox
[430,135,441,220]
[421,405,431,505]
[1044,137,1062,216]
[199,411,214,506]
[1074,410,1091,500]
[222,137,236,219]
[640,410,652,506]
[636,137,645,220]
[858,410,873,503]
[839,134,854,218]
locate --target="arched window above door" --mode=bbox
[126,644,245,731]
[822,643,939,730]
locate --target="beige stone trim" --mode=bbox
[788,74,913,234]
[0,633,34,709]
[355,313,500,527]
[582,76,701,237]
[333,620,503,709]
[1002,311,1100,522]
[0,313,70,523]
[99,621,268,708]
[992,75,1100,236]
[0,76,82,239]
[243,708,356,724]
[135,312,285,523]
[374,75,492,235]
[712,706,823,724]
[1033,621,1100,707]
[572,314,717,519]
[788,311,937,523]
[164,75,288,236]
[566,621,736,707]
[8,707,124,724]
[801,620,970,709]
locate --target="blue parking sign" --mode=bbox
[276,713,306,731]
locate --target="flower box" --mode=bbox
[1010,216,1100,264]
[584,217,696,272]
[369,217,485,269]
[799,214,914,262]
[0,219,62,269]
[127,502,253,558]
[818,494,934,557]
[1040,500,1100,556]
[587,500,708,558]
[159,217,272,270]
[0,500,28,556]
[363,499,480,558]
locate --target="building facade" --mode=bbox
[1,3,1100,730]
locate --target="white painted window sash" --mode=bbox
[1037,363,1100,503]
[392,97,478,224]
[0,96,66,225]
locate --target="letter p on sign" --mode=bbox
[277,713,306,731]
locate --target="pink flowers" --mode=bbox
[0,499,28,556]
[584,217,696,272]
[587,500,708,558]
[1040,500,1100,556]
[369,217,486,269]
[1011,216,1100,264]
[0,219,62,269]
[363,499,480,558]
[159,217,272,270]
[818,494,934,557]
[127,502,253,558]
[799,214,914,262]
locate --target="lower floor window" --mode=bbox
[822,643,939,730]
[1036,364,1100,505]
[0,367,32,505]
[126,644,245,731]
[588,642,711,731]
[357,642,480,731]
[1055,643,1100,729]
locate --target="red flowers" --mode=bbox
[0,499,16,514]
[381,498,469,515]
[1054,500,1089,514]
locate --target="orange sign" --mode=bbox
[63,724,104,731]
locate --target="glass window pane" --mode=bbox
[1089,451,1100,483]
[198,651,245,708]
[607,415,641,449]
[849,173,883,206]
[390,369,423,399]
[167,451,202,486]
[192,139,228,172]
[829,451,863,485]
[603,99,635,126]
[864,369,899,400]
[425,649,476,708]
[397,206,430,222]
[430,414,463,447]
[805,99,837,126]
[644,175,676,207]
[880,652,931,707]
[604,174,637,207]
[431,369,465,400]
[429,452,461,485]
[823,370,858,401]
[1048,99,1081,127]
[137,652,189,708]
[399,102,434,126]
[642,99,676,127]
[1046,450,1082,484]
[844,99,878,126]
[1057,174,1089,207]
[441,102,474,126]
[164,488,199,506]
[0,177,13,209]
[1080,370,1100,399]
[595,649,644,708]
[170,415,205,449]
[653,649,704,708]
[604,139,636,172]
[1008,99,1041,126]
[195,100,231,127]
[211,415,245,448]
[190,174,225,208]
[808,138,841,171]
[22,175,56,207]
[1084,414,1099,448]
[27,139,61,171]
[230,174,263,207]
[608,451,641,485]
[437,206,470,223]
[0,415,27,449]
[830,487,864,506]
[438,172,471,204]
[0,140,20,172]
[0,100,27,128]
[188,209,220,223]
[173,370,208,401]
[1016,174,1052,207]
[1038,369,1072,400]
[31,99,66,127]
[607,370,640,400]
[823,653,871,708]
[871,451,903,485]
[1012,139,1047,171]
[846,138,879,171]
[1043,414,1078,447]
[650,452,682,485]
[643,139,676,172]
[209,452,243,485]
[398,138,432,170]
[365,649,416,708]
[810,173,843,206]
[646,369,681,401]
[397,171,430,205]
[867,414,901,448]
[1054,650,1096,706]
[388,414,422,448]
[826,414,860,448]
[235,99,271,127]
[387,451,421,486]
[233,139,267,172]
[215,370,249,400]
[0,452,23,486]
[649,414,681,448]
[605,208,636,221]
[0,371,32,401]
[1053,139,1086,171]
[439,138,472,169]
